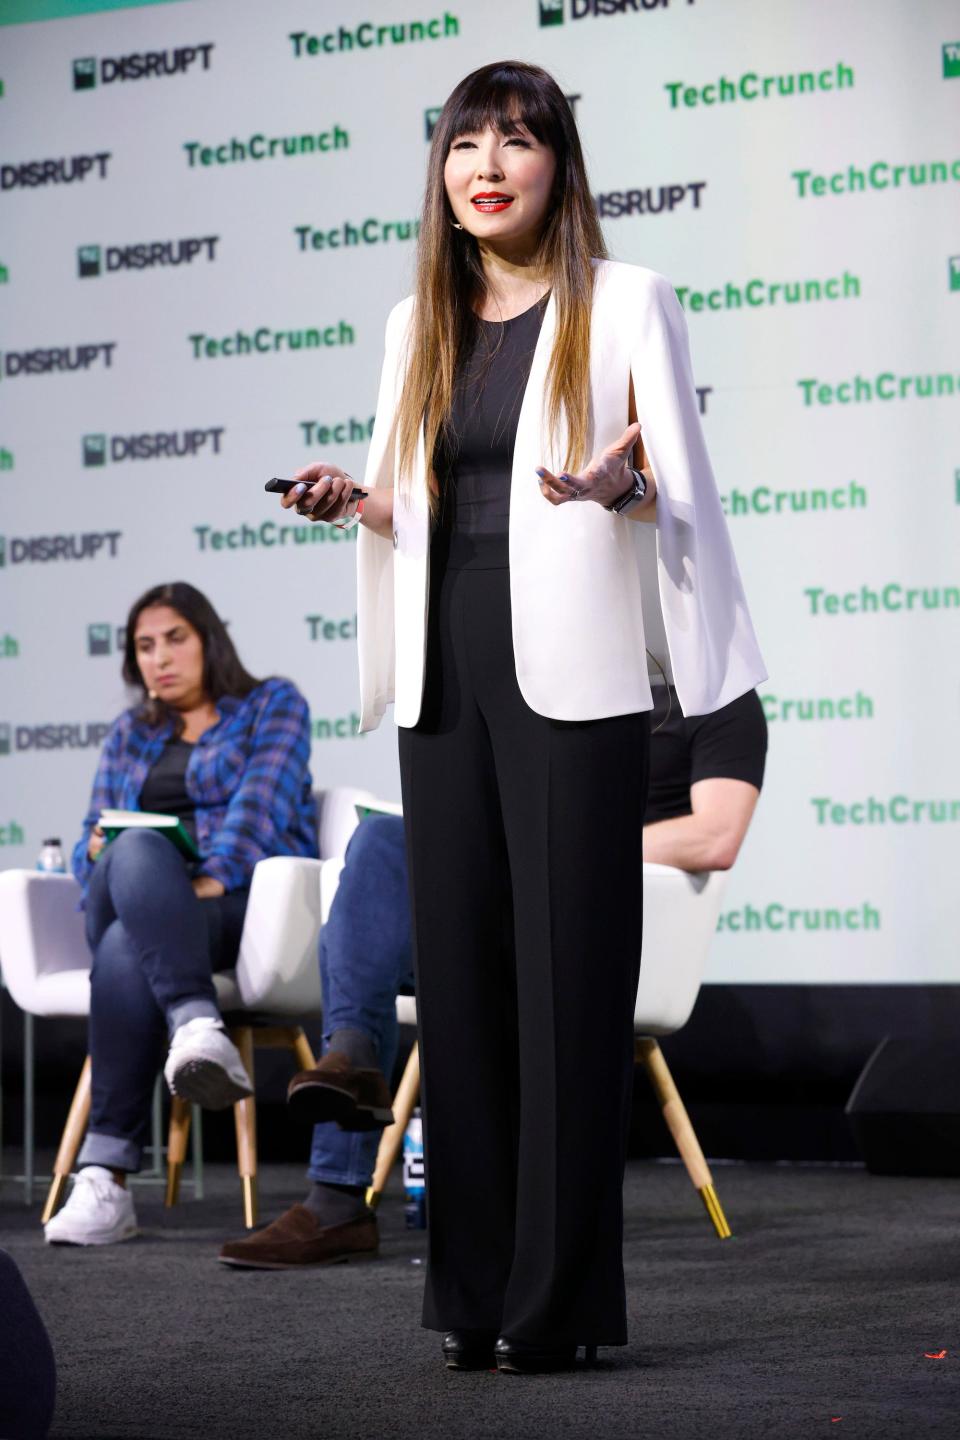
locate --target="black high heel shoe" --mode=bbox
[494,1337,599,1374]
[441,1330,498,1371]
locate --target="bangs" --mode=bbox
[441,65,562,149]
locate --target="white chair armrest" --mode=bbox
[316,786,378,861]
[233,856,325,1016]
[635,866,729,1037]
[0,870,92,1016]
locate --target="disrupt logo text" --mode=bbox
[1,153,111,190]
[73,45,214,89]
[0,532,122,567]
[87,624,126,656]
[78,237,219,276]
[595,181,705,216]
[1,343,115,378]
[0,723,110,753]
[83,429,225,465]
[540,0,692,23]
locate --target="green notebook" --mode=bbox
[99,808,200,861]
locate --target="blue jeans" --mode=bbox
[308,816,414,1187]
[79,828,247,1172]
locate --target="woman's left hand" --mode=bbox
[536,422,642,508]
[192,875,225,900]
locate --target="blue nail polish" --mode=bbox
[535,468,545,478]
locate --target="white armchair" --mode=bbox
[0,785,374,1226]
[366,863,732,1239]
[633,864,731,1238]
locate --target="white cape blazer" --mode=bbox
[356,260,766,731]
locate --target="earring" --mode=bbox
[450,219,463,230]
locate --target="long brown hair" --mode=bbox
[396,61,607,508]
[123,582,261,735]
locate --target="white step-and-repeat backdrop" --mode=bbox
[2,0,957,983]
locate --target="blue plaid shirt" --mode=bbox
[72,678,318,894]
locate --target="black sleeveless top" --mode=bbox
[434,295,548,569]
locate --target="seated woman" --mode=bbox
[45,581,317,1247]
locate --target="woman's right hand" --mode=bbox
[87,824,106,862]
[280,462,357,524]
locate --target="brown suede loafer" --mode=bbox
[218,1205,378,1270]
[286,1053,395,1131]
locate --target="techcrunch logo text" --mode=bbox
[312,714,363,740]
[289,15,459,56]
[798,370,960,406]
[73,45,213,89]
[194,521,358,552]
[666,61,853,109]
[812,796,960,826]
[804,583,959,616]
[78,236,219,277]
[1,343,115,379]
[188,324,354,359]
[540,0,696,24]
[300,418,373,445]
[677,271,859,314]
[0,634,19,657]
[305,614,357,641]
[82,428,224,466]
[0,531,122,567]
[295,219,419,251]
[1,152,111,190]
[721,481,866,517]
[0,821,25,846]
[761,692,874,723]
[792,157,960,198]
[717,903,879,933]
[943,42,960,78]
[184,128,348,168]
[595,181,705,217]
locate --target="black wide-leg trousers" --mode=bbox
[398,552,649,1347]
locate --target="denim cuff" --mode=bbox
[306,1162,377,1188]
[78,1130,141,1174]
[167,996,222,1037]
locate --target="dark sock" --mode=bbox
[327,1027,379,1071]
[303,1181,368,1227]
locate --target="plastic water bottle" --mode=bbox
[36,838,66,873]
[403,1106,427,1229]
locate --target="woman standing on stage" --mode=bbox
[283,61,765,1372]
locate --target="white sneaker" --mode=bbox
[164,1017,253,1110]
[44,1166,138,1246]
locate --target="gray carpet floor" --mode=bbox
[1,1159,958,1440]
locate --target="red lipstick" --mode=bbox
[471,192,514,213]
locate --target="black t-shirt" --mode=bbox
[645,686,768,825]
[139,738,198,846]
[434,296,548,569]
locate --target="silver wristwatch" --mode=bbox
[606,467,647,516]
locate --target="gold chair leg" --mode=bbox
[290,1026,317,1072]
[165,1096,192,1207]
[636,1036,732,1240]
[366,1042,420,1210]
[41,1056,92,1225]
[231,1027,258,1228]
